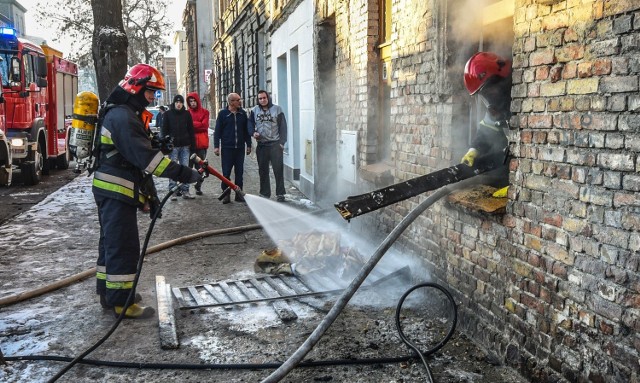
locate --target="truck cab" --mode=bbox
[0,27,77,186]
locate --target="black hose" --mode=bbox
[6,283,458,376]
[395,283,458,383]
[46,187,175,383]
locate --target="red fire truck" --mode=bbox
[0,27,78,186]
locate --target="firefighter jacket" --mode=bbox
[92,104,196,207]
[248,98,287,147]
[471,111,509,156]
[213,107,251,149]
[187,92,210,150]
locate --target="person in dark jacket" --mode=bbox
[161,94,196,200]
[92,64,201,319]
[248,90,288,201]
[155,105,166,131]
[213,92,252,203]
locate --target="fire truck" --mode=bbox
[0,27,78,186]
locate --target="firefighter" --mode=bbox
[92,64,202,319]
[460,52,512,197]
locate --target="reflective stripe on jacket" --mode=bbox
[92,104,190,207]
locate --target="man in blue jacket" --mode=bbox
[213,92,252,203]
[248,90,288,202]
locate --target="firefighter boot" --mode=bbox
[113,303,156,319]
[100,293,142,310]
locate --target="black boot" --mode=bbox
[235,191,245,202]
[222,194,231,204]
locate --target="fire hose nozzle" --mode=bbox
[190,153,242,193]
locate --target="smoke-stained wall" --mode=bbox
[333,0,640,381]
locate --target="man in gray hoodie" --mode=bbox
[248,90,288,202]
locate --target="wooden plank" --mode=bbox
[278,275,313,295]
[188,286,209,307]
[249,278,298,322]
[233,280,261,301]
[156,276,179,349]
[262,276,296,296]
[217,281,245,305]
[202,284,233,310]
[171,287,189,308]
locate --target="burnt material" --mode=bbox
[334,153,506,220]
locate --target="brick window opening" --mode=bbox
[450,0,514,214]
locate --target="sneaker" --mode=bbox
[195,190,203,196]
[182,191,195,199]
[113,303,156,319]
[277,195,286,202]
[170,195,178,201]
[100,293,142,310]
[222,194,231,204]
[235,193,245,202]
[176,191,183,197]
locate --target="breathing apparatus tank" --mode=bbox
[69,91,99,162]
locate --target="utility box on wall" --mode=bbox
[338,130,357,183]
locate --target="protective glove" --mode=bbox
[461,148,478,166]
[492,186,509,198]
[188,168,203,184]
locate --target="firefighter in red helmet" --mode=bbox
[460,52,512,197]
[92,64,202,319]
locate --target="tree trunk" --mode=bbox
[90,0,129,101]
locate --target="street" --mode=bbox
[0,152,526,383]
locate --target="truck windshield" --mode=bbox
[0,52,12,87]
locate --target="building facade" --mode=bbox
[207,0,640,381]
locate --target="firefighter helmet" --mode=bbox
[119,64,166,94]
[463,52,511,95]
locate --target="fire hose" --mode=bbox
[261,171,496,383]
[0,224,262,308]
[47,159,246,382]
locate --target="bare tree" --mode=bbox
[90,0,129,101]
[123,0,172,66]
[37,0,173,99]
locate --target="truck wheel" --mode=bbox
[56,149,70,170]
[21,161,40,186]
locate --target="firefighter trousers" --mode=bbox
[95,196,140,307]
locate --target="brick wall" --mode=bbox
[334,0,640,382]
[504,1,640,381]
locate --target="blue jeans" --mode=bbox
[169,146,191,193]
[220,147,246,191]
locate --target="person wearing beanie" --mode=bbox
[161,94,197,200]
[92,64,202,319]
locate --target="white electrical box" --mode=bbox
[338,130,357,183]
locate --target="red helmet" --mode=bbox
[464,52,511,95]
[119,64,166,94]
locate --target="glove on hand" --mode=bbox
[492,186,509,198]
[461,148,478,166]
[188,168,202,184]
